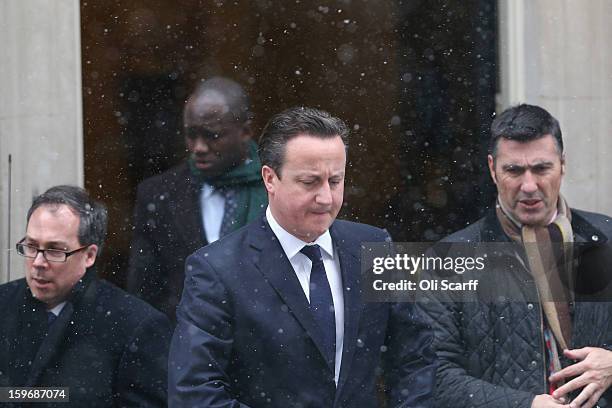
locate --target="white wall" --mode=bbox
[0,0,84,283]
[499,0,612,215]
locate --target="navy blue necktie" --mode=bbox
[47,311,57,327]
[300,244,336,370]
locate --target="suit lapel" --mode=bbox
[11,287,47,385]
[26,272,98,386]
[331,225,363,394]
[171,165,206,250]
[249,217,334,373]
[26,302,75,386]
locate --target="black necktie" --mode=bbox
[300,244,336,370]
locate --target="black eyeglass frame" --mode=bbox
[15,239,90,263]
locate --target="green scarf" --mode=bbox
[188,141,268,235]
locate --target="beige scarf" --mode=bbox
[497,196,574,376]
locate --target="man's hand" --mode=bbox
[550,347,612,408]
[531,394,569,407]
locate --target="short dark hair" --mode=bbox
[27,185,108,254]
[185,76,251,124]
[490,104,563,158]
[258,106,349,175]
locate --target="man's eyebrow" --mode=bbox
[47,241,71,249]
[24,237,70,249]
[530,161,554,167]
[296,170,345,178]
[184,126,219,134]
[501,163,525,171]
[501,161,554,170]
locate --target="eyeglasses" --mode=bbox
[15,240,90,263]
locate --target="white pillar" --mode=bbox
[498,0,612,215]
[498,0,526,108]
[0,0,84,283]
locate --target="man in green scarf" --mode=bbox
[127,77,267,323]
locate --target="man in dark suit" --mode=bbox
[169,107,435,407]
[127,76,267,322]
[0,185,171,407]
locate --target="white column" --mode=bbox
[497,0,526,109]
[498,0,612,215]
[0,0,84,283]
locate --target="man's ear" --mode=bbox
[84,244,98,268]
[261,165,278,194]
[560,153,566,175]
[487,154,497,185]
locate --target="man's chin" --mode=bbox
[517,212,549,227]
[30,289,51,304]
[305,221,333,239]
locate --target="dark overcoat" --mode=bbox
[0,270,171,407]
[417,208,612,407]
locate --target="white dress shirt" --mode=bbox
[200,183,225,243]
[266,207,344,384]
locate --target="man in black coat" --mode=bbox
[127,77,267,323]
[417,104,612,408]
[0,185,171,407]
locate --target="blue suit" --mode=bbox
[169,216,435,407]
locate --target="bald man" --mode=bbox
[127,77,268,323]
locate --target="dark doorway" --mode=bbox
[81,0,496,287]
[387,0,498,241]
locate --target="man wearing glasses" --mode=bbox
[0,185,171,407]
[127,76,267,323]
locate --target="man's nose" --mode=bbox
[520,171,538,194]
[315,182,333,205]
[192,137,210,153]
[32,251,48,267]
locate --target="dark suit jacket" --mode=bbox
[0,270,172,407]
[127,162,208,322]
[169,216,435,408]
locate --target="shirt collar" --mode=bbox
[266,206,334,260]
[48,301,67,316]
[201,183,215,198]
[548,209,558,225]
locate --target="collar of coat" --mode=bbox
[480,207,608,247]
